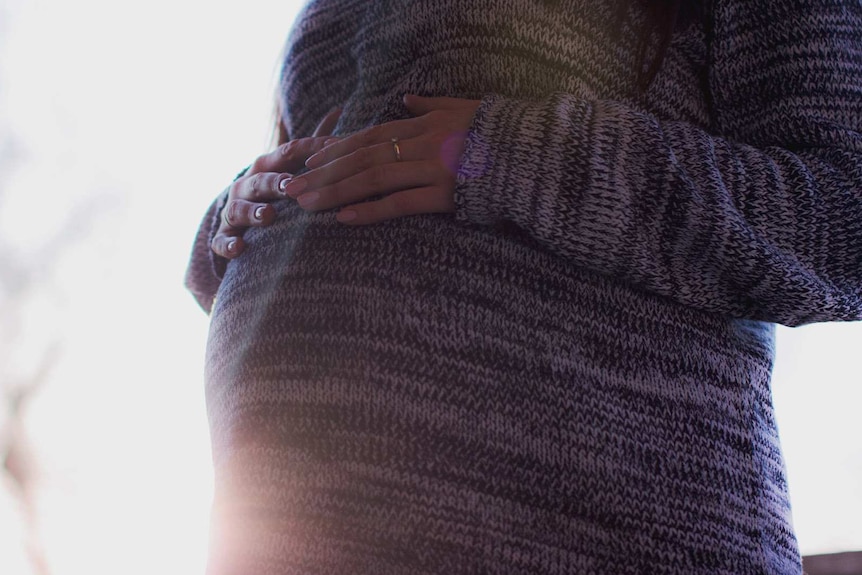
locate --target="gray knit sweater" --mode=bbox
[186,1,862,573]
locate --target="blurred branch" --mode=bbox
[1,6,55,574]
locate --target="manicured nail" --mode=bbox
[226,238,237,253]
[336,210,356,223]
[283,178,307,197]
[305,152,324,169]
[254,206,266,220]
[278,176,292,194]
[297,191,319,208]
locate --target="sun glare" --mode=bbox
[2,1,303,574]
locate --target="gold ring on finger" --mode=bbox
[391,137,402,162]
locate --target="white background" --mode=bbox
[0,1,859,573]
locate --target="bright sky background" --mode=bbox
[0,1,859,574]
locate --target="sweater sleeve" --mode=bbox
[453,0,862,327]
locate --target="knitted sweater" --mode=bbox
[185,1,862,573]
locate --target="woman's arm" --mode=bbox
[450,0,862,326]
[286,0,862,325]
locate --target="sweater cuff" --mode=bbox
[453,93,594,231]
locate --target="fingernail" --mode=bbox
[226,238,237,253]
[297,191,319,208]
[305,152,324,169]
[283,178,307,197]
[254,206,266,220]
[323,138,339,147]
[336,210,356,223]
[278,176,292,194]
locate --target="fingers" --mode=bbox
[335,186,455,225]
[279,109,467,221]
[249,136,332,176]
[247,107,341,175]
[222,198,277,228]
[210,172,286,260]
[229,172,292,203]
[304,117,425,170]
[211,233,245,259]
[211,199,276,259]
[210,105,344,260]
[282,137,433,197]
[295,159,447,212]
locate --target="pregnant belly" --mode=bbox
[202,200,770,574]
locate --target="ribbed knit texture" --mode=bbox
[185,1,862,573]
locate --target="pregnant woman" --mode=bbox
[186,1,862,573]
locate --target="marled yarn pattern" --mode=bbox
[186,1,862,573]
